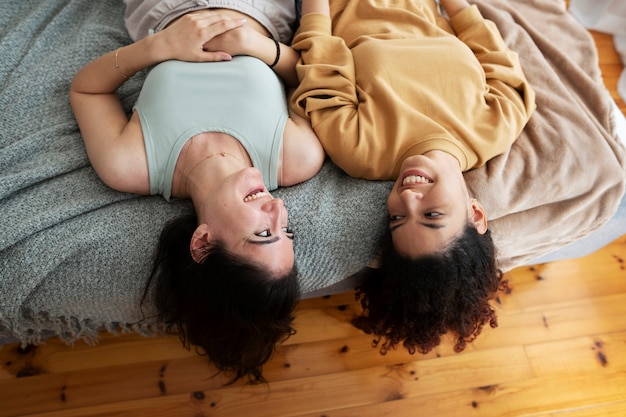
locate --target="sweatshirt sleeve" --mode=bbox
[289,13,363,162]
[451,5,536,146]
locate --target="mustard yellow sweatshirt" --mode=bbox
[290,0,536,180]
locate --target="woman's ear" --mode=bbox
[190,223,211,263]
[470,199,488,235]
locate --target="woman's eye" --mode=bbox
[425,212,443,218]
[282,227,294,239]
[389,215,404,221]
[255,230,271,238]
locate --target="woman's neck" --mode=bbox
[423,150,463,171]
[173,132,251,200]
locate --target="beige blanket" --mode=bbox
[466,0,626,271]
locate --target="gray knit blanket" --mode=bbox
[1,0,624,345]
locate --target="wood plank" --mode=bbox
[471,292,626,351]
[0,333,194,379]
[548,401,626,417]
[525,332,626,378]
[17,346,532,417]
[497,238,626,314]
[290,371,626,417]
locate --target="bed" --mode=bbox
[1,0,625,346]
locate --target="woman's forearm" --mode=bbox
[230,28,300,87]
[269,41,300,87]
[71,14,245,95]
[70,37,161,95]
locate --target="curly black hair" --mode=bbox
[352,224,506,354]
[143,214,299,384]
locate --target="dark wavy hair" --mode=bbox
[352,223,506,355]
[143,214,300,384]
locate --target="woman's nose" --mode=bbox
[262,197,285,213]
[263,198,288,228]
[398,189,423,212]
[401,189,424,202]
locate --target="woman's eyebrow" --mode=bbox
[390,222,446,233]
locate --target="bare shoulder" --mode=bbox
[90,113,151,195]
[280,114,325,187]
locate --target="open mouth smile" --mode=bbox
[243,189,268,202]
[402,174,433,186]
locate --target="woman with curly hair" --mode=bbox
[352,225,506,354]
[290,0,535,354]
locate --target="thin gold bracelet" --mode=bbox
[114,47,129,80]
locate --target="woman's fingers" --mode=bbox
[195,16,247,60]
[160,11,246,62]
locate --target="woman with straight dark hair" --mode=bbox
[70,0,324,384]
[148,215,300,383]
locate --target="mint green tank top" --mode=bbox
[134,56,288,200]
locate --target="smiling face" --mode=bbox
[191,167,295,277]
[387,151,487,258]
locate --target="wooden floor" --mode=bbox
[2,11,626,417]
